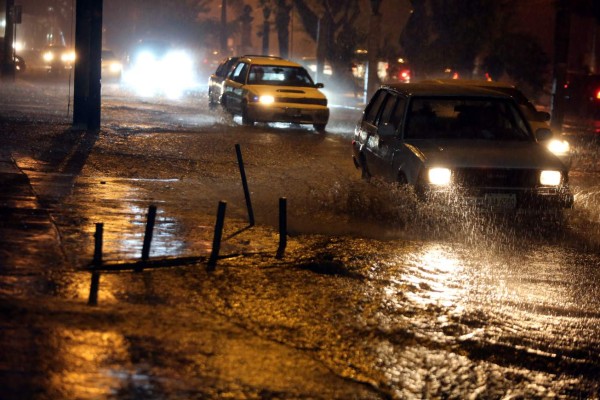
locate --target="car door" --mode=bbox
[223,62,249,113]
[372,93,407,181]
[359,89,388,176]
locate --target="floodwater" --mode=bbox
[1,77,600,399]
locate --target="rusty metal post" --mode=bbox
[208,201,227,270]
[138,205,157,272]
[276,197,287,259]
[235,144,255,226]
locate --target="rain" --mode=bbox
[1,1,600,399]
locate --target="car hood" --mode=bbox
[249,85,327,100]
[407,140,567,171]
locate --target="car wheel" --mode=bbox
[360,155,371,182]
[397,173,408,185]
[208,90,217,109]
[313,123,326,133]
[241,102,255,126]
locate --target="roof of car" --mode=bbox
[238,55,302,67]
[382,82,515,98]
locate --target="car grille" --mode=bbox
[275,97,328,106]
[453,168,538,188]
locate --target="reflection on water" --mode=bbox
[403,244,465,310]
[74,178,188,262]
[49,328,132,399]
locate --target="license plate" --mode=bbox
[465,193,516,210]
[483,193,516,209]
[286,108,301,117]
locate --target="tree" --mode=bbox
[103,0,212,50]
[402,0,513,79]
[484,33,549,95]
[258,0,292,58]
[291,0,363,69]
[401,0,550,97]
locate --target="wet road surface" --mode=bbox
[1,78,600,398]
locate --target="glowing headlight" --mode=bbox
[164,50,193,70]
[109,62,122,73]
[259,95,275,105]
[43,51,54,62]
[540,170,561,186]
[546,139,570,156]
[428,167,452,186]
[136,50,156,65]
[61,51,75,63]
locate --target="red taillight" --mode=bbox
[595,89,600,100]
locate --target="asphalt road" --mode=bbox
[1,77,600,399]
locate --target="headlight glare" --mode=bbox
[540,170,561,186]
[43,52,54,62]
[61,51,75,63]
[109,62,122,73]
[546,139,570,156]
[428,167,452,186]
[259,95,275,105]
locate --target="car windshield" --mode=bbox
[247,65,315,87]
[404,97,531,141]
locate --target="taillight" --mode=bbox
[595,89,600,100]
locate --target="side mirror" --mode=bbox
[536,111,551,122]
[378,123,396,137]
[535,127,552,141]
[315,83,324,89]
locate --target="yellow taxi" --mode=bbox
[221,55,329,132]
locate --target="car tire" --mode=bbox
[397,173,408,185]
[241,102,255,126]
[360,155,371,182]
[313,123,326,133]
[208,90,217,109]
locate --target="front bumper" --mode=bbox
[422,187,574,210]
[247,103,329,125]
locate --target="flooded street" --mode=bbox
[1,79,600,398]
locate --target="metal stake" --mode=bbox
[88,222,103,305]
[138,205,157,272]
[276,197,287,259]
[208,201,227,270]
[235,144,255,226]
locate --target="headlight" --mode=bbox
[546,139,570,156]
[43,51,54,62]
[540,170,561,186]
[109,62,122,73]
[259,95,275,105]
[136,50,156,65]
[61,51,75,63]
[428,167,452,186]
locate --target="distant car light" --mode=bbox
[428,167,452,186]
[540,170,561,186]
[108,61,122,73]
[61,51,76,63]
[259,95,275,105]
[546,139,570,156]
[136,50,156,65]
[43,51,54,62]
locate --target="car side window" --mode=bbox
[231,62,249,84]
[390,97,407,130]
[364,90,387,125]
[215,61,226,77]
[378,94,398,127]
[377,95,407,133]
